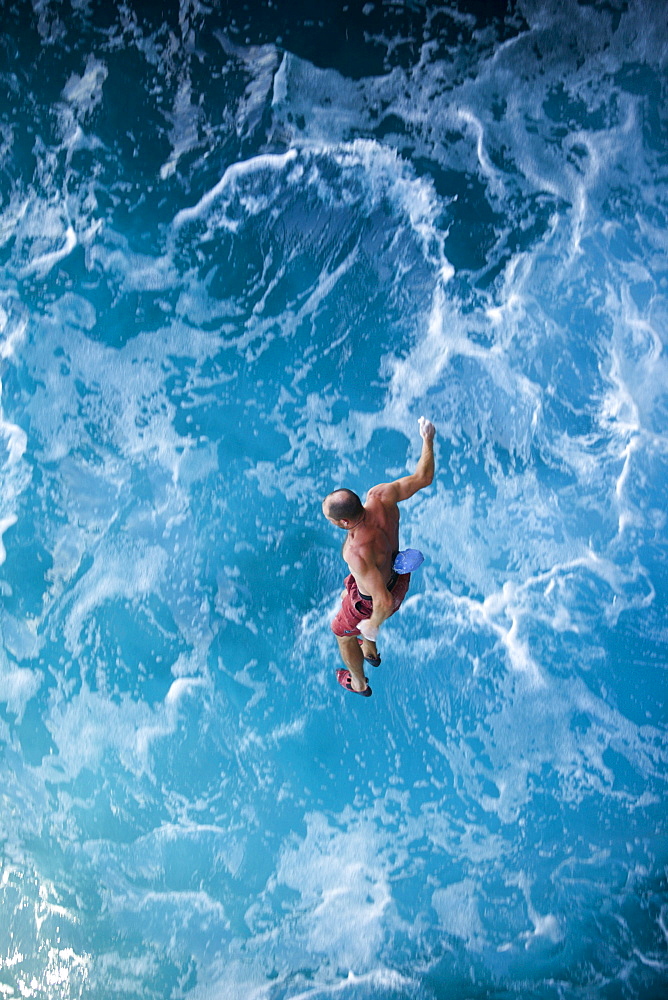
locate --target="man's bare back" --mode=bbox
[341,489,400,594]
[322,417,436,697]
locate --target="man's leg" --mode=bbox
[359,636,380,666]
[335,635,368,693]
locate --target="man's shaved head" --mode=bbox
[323,488,364,522]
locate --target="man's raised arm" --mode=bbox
[369,417,436,504]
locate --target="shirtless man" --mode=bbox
[322,417,436,697]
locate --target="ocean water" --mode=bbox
[0,0,667,997]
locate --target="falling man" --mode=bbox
[322,417,436,697]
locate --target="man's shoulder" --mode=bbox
[366,483,400,506]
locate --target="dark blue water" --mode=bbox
[0,1,667,997]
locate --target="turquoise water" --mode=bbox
[1,1,667,997]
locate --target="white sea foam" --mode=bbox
[0,408,27,469]
[275,969,417,1000]
[60,542,167,657]
[18,224,77,279]
[271,53,372,146]
[454,107,506,198]
[215,35,280,140]
[0,310,27,361]
[273,811,398,971]
[432,879,485,950]
[62,56,108,117]
[164,675,209,705]
[108,888,228,927]
[173,149,299,229]
[0,514,17,566]
[0,304,30,566]
[0,654,42,722]
[159,78,204,181]
[42,675,210,781]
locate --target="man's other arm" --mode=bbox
[348,559,394,638]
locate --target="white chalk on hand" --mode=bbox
[418,416,434,438]
[358,622,379,642]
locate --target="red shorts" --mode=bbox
[330,573,411,638]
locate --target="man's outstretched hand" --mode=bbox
[418,416,435,442]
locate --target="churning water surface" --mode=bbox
[0,1,667,998]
